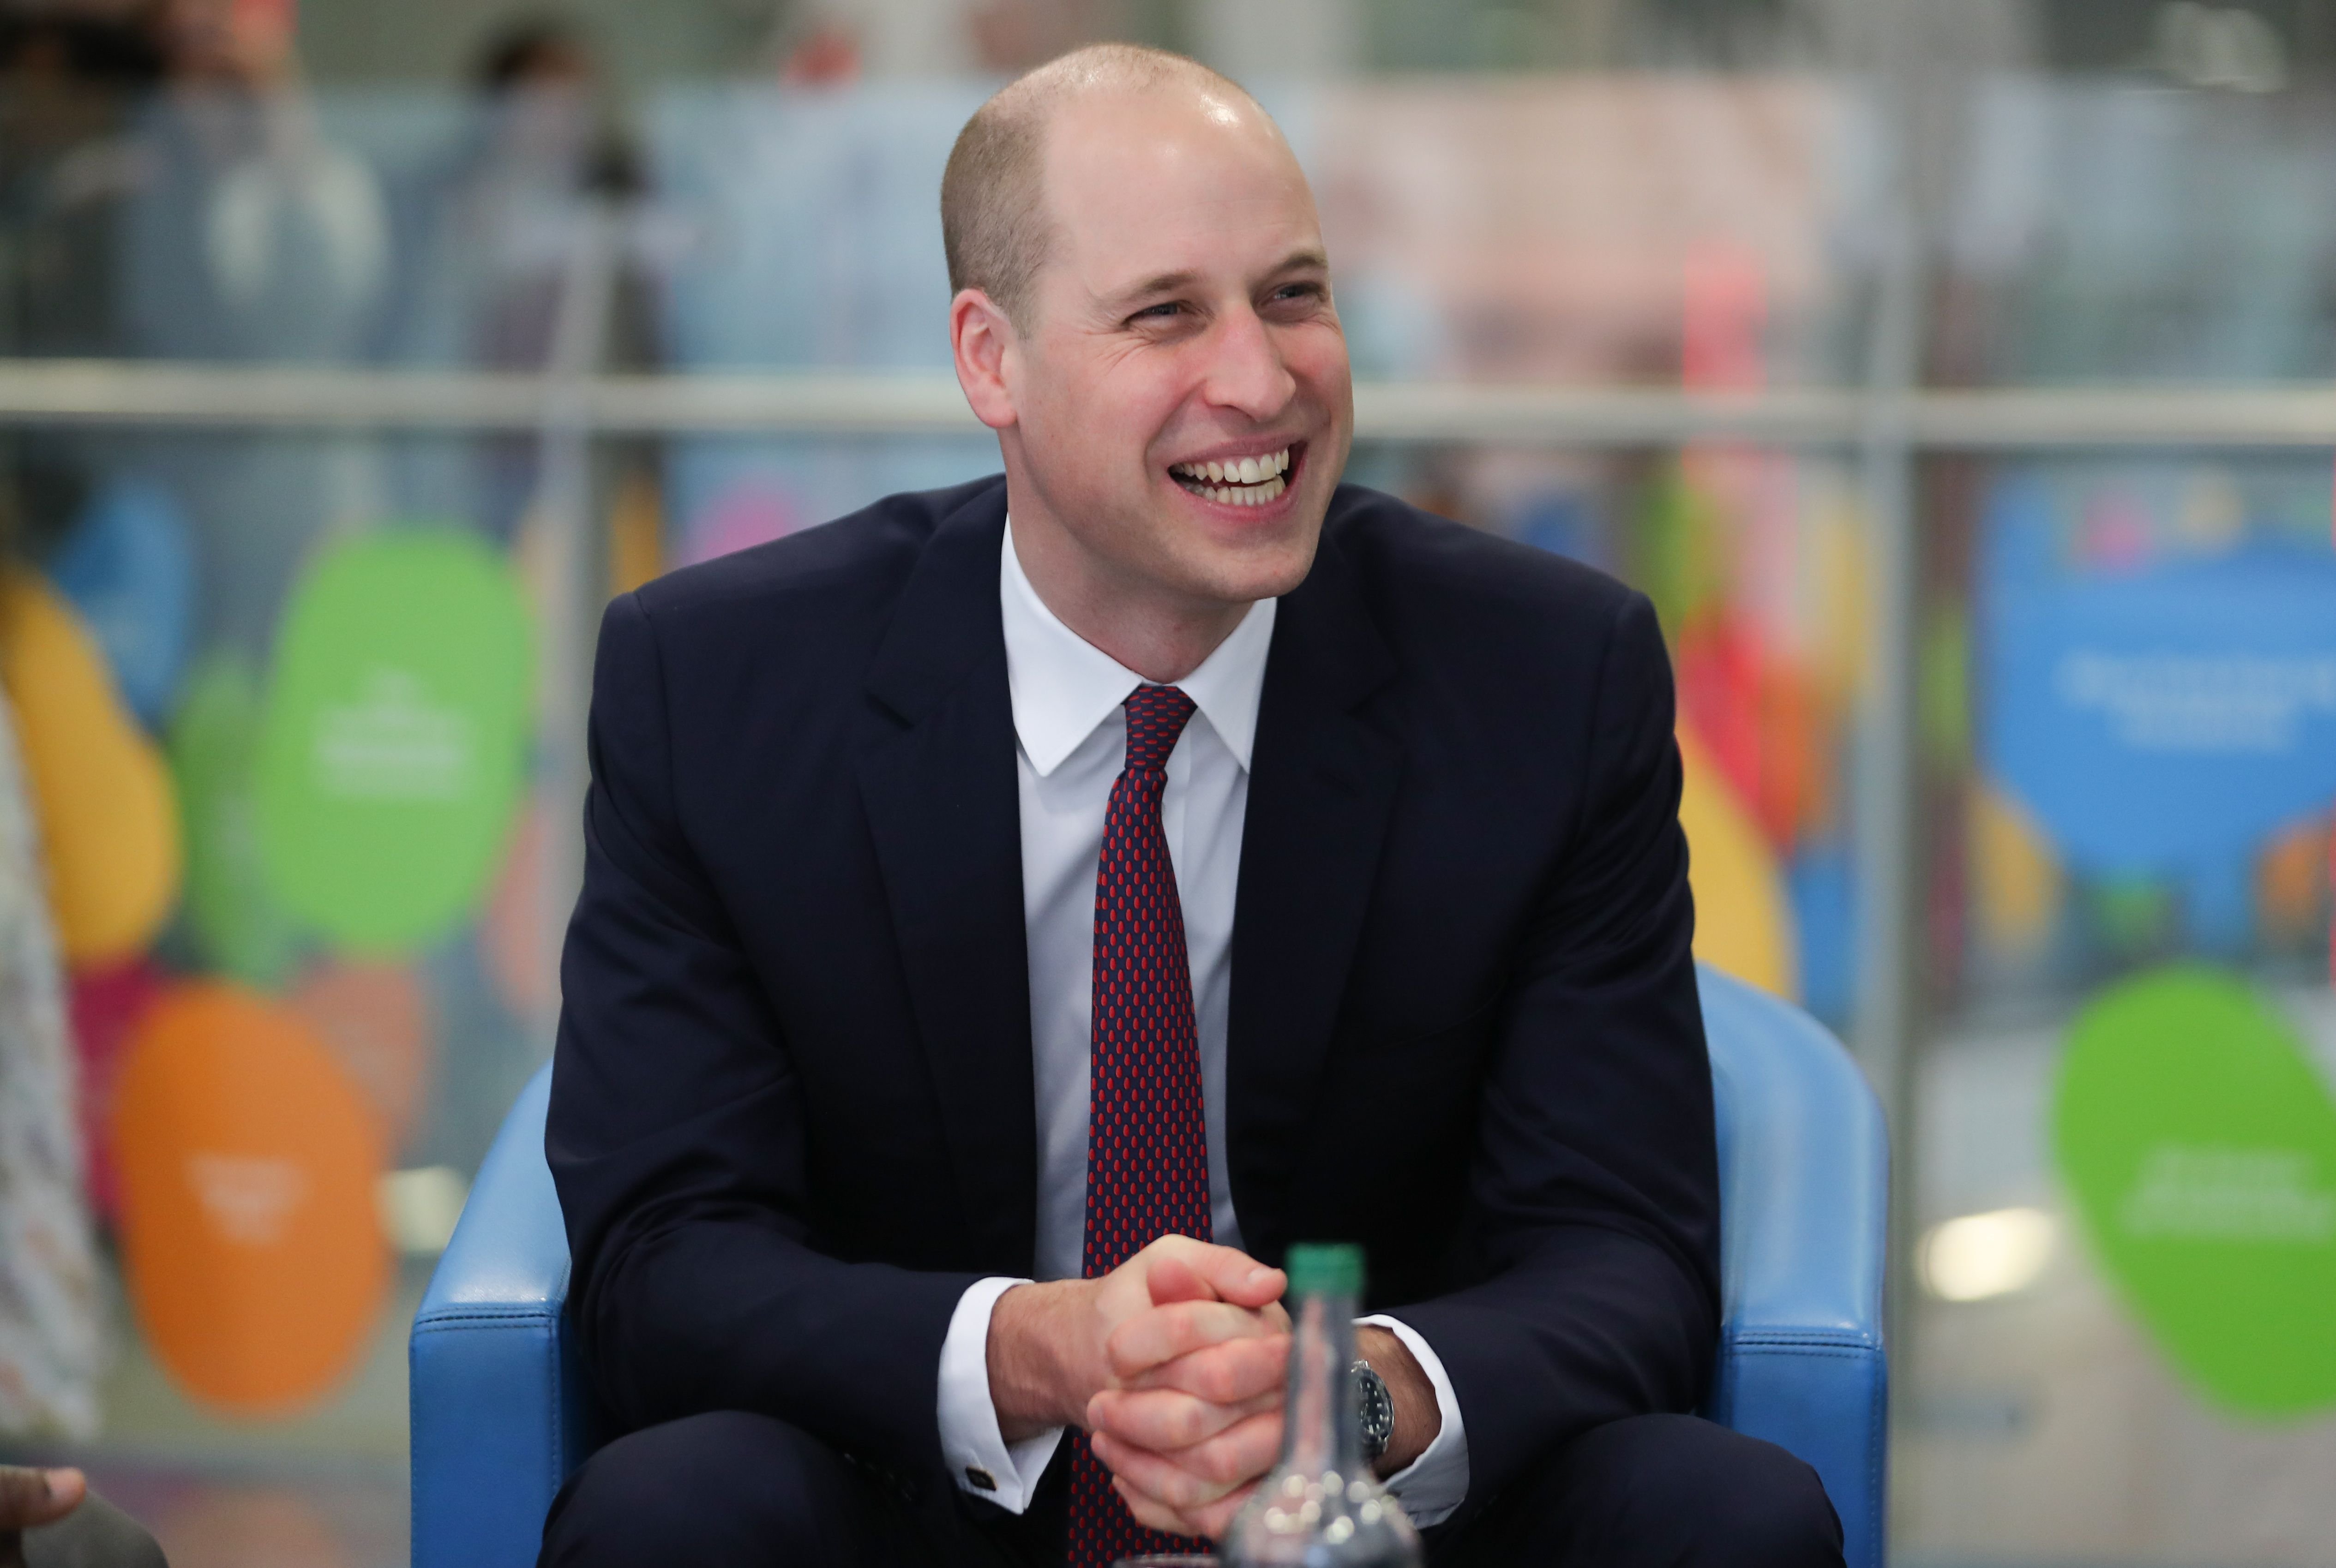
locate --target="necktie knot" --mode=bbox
[1122,684,1196,775]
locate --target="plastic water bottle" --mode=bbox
[1222,1243,1423,1568]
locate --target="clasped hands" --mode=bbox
[987,1235,1294,1538]
[987,1235,1436,1540]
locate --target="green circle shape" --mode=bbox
[2054,964,2336,1418]
[253,529,533,956]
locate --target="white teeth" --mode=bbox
[1199,474,1287,507]
[1172,453,1293,503]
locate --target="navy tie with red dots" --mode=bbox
[1068,683,1216,1568]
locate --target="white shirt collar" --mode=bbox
[1000,515,1278,778]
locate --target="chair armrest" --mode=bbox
[1698,965,1890,1568]
[410,1062,598,1568]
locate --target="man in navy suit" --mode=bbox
[542,42,1842,1568]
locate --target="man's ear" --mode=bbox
[950,288,1020,431]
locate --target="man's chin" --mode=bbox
[1151,489,1330,604]
[1169,533,1321,607]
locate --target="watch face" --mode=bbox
[1353,1360,1394,1460]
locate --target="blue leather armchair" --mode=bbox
[410,965,1888,1568]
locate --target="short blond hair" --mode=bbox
[940,43,1257,327]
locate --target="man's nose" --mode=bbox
[1199,306,1297,421]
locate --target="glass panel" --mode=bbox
[1905,78,2336,1564]
[1906,443,2336,1565]
[1342,437,1869,1027]
[0,415,596,1568]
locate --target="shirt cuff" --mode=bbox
[938,1276,1066,1513]
[1358,1313,1471,1528]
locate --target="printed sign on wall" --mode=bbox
[1985,485,2336,945]
[2054,966,2336,1416]
[254,529,533,956]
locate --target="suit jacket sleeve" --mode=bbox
[1393,591,1721,1518]
[546,590,979,1486]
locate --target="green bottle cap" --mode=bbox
[1284,1242,1364,1296]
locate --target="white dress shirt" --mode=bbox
[932,520,1470,1525]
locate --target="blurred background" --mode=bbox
[0,0,2331,1564]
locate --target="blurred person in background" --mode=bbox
[0,476,162,1567]
[119,0,386,649]
[122,0,386,364]
[775,0,1118,78]
[377,13,656,541]
[0,1,162,357]
[542,41,1843,1568]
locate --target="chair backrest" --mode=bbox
[1699,963,1891,1568]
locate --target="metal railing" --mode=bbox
[9,360,2336,448]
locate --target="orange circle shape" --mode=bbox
[112,981,389,1416]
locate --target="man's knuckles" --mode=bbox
[1090,1388,1217,1449]
[1106,1300,1269,1374]
[1095,1423,1263,1506]
[1129,1335,1288,1401]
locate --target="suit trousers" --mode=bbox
[538,1410,1844,1568]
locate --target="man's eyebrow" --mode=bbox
[1108,269,1204,307]
[1267,248,1330,276]
[1100,250,1333,311]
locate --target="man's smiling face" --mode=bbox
[997,86,1353,611]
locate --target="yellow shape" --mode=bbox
[1969,778,2061,953]
[0,571,181,965]
[1679,722,1798,999]
[608,469,664,595]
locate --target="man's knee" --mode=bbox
[1458,1412,1843,1568]
[540,1410,858,1568]
[1572,1413,1842,1567]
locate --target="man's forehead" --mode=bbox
[1039,89,1320,285]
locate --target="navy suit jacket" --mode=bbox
[547,474,1720,1525]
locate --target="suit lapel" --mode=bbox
[857,484,1039,1272]
[1227,511,1400,1244]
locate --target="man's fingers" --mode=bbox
[1145,1255,1214,1308]
[0,1467,83,1531]
[1089,1429,1245,1512]
[1139,1238,1285,1311]
[1123,1334,1289,1404]
[1088,1385,1279,1451]
[1112,1474,1204,1538]
[1092,1410,1283,1502]
[1107,1301,1284,1379]
[1187,1480,1260,1543]
[1109,1475,1260,1544]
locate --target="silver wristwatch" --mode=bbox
[1352,1359,1394,1463]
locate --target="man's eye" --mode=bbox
[1132,302,1183,322]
